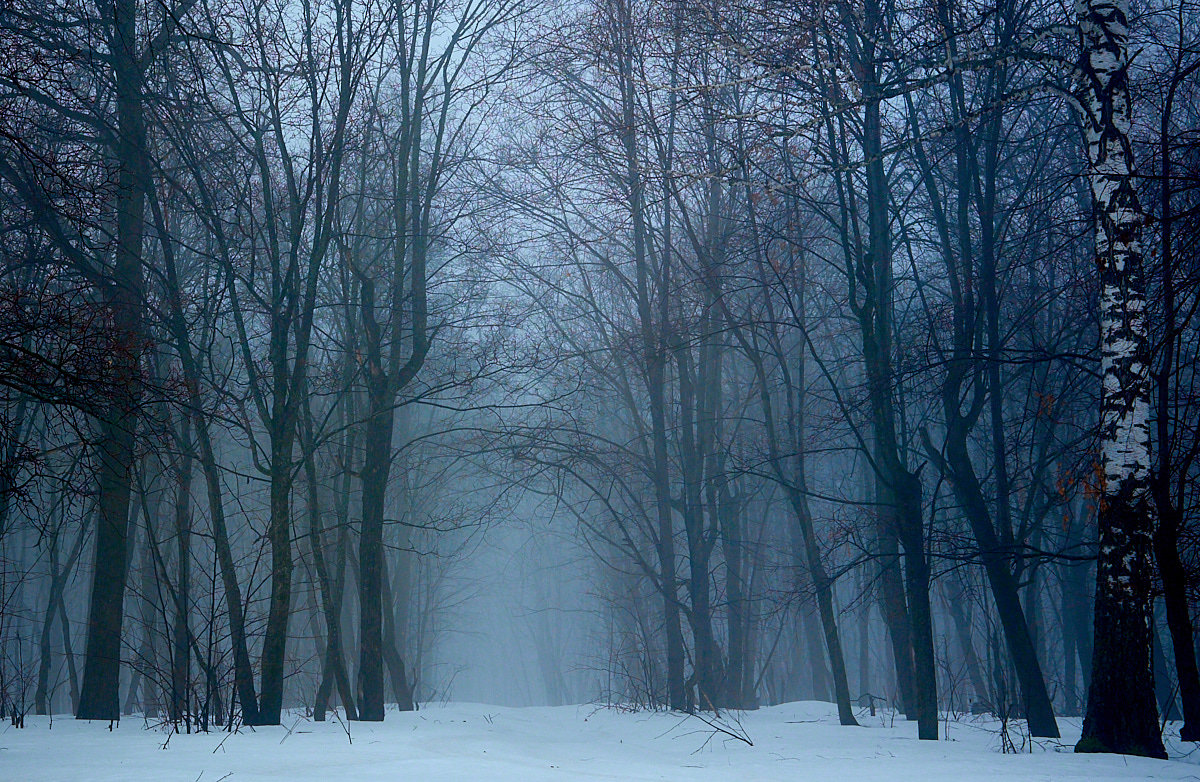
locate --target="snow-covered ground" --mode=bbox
[3,701,1197,781]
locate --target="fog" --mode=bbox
[0,0,1197,766]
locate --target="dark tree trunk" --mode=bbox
[792,498,856,725]
[381,556,416,711]
[901,14,1060,734]
[1079,498,1165,758]
[858,31,932,730]
[192,404,259,725]
[357,390,393,721]
[78,409,140,722]
[58,587,80,713]
[300,400,356,722]
[860,78,937,733]
[1150,51,1200,743]
[353,80,431,718]
[675,344,722,711]
[894,476,938,740]
[258,430,296,725]
[617,24,686,709]
[941,434,1059,737]
[131,518,160,718]
[720,503,757,710]
[1157,508,1200,739]
[170,422,194,726]
[77,0,148,723]
[875,515,915,717]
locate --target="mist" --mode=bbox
[0,0,1197,775]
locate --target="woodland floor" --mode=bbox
[3,700,1198,781]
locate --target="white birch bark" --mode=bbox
[1081,0,1150,504]
[1075,0,1165,757]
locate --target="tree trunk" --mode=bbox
[131,515,159,718]
[317,376,358,721]
[35,515,86,715]
[170,421,194,726]
[149,188,260,726]
[941,433,1060,737]
[1075,0,1164,758]
[944,576,988,704]
[357,388,393,721]
[258,428,296,725]
[58,585,80,714]
[616,18,686,709]
[894,476,938,739]
[858,26,931,729]
[300,397,356,722]
[76,0,147,723]
[860,68,937,735]
[676,343,722,711]
[1150,55,1200,743]
[1157,507,1200,739]
[381,559,415,711]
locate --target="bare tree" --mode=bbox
[1074,0,1166,759]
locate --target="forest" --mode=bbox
[0,0,1197,772]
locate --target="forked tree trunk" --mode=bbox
[614,5,686,709]
[729,269,859,724]
[941,433,1060,737]
[381,560,415,711]
[904,49,1061,736]
[149,189,260,726]
[300,397,357,722]
[861,62,938,736]
[35,510,86,716]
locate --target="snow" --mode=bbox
[3,701,1198,781]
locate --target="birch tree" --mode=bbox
[1073,0,1166,759]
